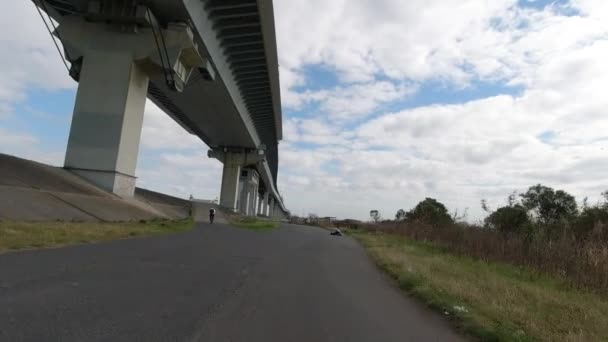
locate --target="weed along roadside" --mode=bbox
[0,219,194,252]
[349,230,608,341]
[231,217,279,231]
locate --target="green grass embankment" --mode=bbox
[351,230,608,342]
[231,217,278,231]
[0,219,193,252]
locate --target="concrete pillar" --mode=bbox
[249,187,255,216]
[269,197,274,219]
[248,184,255,216]
[233,168,260,216]
[57,16,202,197]
[238,179,249,215]
[220,153,242,212]
[210,150,264,214]
[243,184,250,216]
[254,193,258,216]
[64,50,148,197]
[257,194,263,215]
[262,192,269,216]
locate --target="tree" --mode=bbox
[507,191,518,206]
[480,199,490,213]
[574,190,608,239]
[520,184,578,225]
[395,209,406,221]
[485,204,530,233]
[451,207,469,223]
[370,210,381,223]
[405,198,453,226]
[575,205,608,239]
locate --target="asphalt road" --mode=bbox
[0,223,464,342]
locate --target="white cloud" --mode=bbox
[0,1,74,114]
[0,127,64,166]
[140,101,203,151]
[276,0,608,91]
[0,127,38,147]
[277,1,608,220]
[310,82,415,121]
[2,0,608,221]
[137,151,222,201]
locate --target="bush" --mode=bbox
[521,184,578,225]
[485,204,531,234]
[575,206,608,240]
[405,198,453,227]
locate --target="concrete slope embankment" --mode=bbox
[0,154,191,222]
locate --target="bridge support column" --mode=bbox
[269,197,275,219]
[262,192,269,216]
[220,152,242,212]
[59,16,203,197]
[211,149,265,213]
[257,194,263,215]
[236,168,259,216]
[64,51,148,197]
[249,183,258,216]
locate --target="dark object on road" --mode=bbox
[330,228,343,236]
[209,208,216,224]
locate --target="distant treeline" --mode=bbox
[364,184,608,294]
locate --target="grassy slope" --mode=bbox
[0,219,193,252]
[351,230,608,342]
[232,217,278,231]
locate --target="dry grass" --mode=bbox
[352,230,608,342]
[362,221,608,295]
[0,219,194,252]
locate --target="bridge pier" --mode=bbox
[58,15,202,197]
[213,150,264,214]
[237,168,259,216]
[262,192,269,216]
[269,197,275,219]
[219,154,242,212]
[257,194,263,216]
[63,48,149,197]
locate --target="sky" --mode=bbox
[1,0,607,222]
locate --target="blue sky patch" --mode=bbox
[293,64,340,91]
[517,0,579,16]
[7,88,75,151]
[537,130,556,143]
[382,79,523,113]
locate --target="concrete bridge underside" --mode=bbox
[34,0,289,219]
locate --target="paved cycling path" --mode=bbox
[0,223,464,341]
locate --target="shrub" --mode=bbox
[395,209,406,221]
[575,206,608,240]
[405,198,453,227]
[485,204,531,234]
[520,184,578,225]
